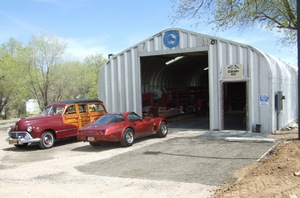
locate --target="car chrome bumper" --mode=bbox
[6,131,41,145]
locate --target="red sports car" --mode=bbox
[77,112,168,147]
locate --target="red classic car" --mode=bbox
[6,99,107,149]
[77,112,168,147]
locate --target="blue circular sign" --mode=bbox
[163,30,180,48]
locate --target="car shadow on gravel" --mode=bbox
[72,135,158,152]
[3,144,41,152]
[72,141,121,152]
[3,137,79,151]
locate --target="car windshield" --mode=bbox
[94,114,124,125]
[41,106,65,115]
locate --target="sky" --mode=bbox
[0,0,297,67]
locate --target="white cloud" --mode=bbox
[64,37,110,61]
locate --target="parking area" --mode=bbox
[76,133,274,186]
[0,119,275,197]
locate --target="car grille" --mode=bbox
[10,132,27,139]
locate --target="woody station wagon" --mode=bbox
[6,99,107,149]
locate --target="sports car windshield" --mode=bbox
[94,114,125,125]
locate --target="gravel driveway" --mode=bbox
[0,119,275,198]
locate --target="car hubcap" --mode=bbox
[126,132,133,143]
[44,135,53,146]
[162,124,167,135]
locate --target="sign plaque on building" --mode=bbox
[259,95,269,106]
[225,64,243,78]
[163,30,180,48]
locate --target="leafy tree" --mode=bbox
[80,54,107,99]
[0,38,28,117]
[0,35,107,117]
[26,34,67,109]
[170,0,297,45]
[52,60,83,100]
[49,54,107,102]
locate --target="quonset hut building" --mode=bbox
[98,28,297,133]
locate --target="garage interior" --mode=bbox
[140,52,210,130]
[140,53,247,131]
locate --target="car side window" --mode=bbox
[50,106,64,115]
[89,104,105,112]
[78,104,87,113]
[113,114,125,122]
[65,105,76,114]
[128,113,142,121]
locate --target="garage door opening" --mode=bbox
[222,82,247,130]
[140,52,209,130]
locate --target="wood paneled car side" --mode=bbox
[6,99,107,149]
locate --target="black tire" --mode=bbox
[120,128,134,147]
[39,131,55,149]
[14,143,28,148]
[157,121,168,138]
[89,142,101,147]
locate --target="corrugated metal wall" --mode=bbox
[208,40,253,131]
[99,48,141,114]
[264,53,298,131]
[99,29,211,115]
[99,28,298,133]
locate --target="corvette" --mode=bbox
[77,112,168,147]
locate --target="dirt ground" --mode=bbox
[214,128,300,198]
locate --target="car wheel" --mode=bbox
[157,121,168,138]
[89,142,101,147]
[120,128,134,147]
[14,143,28,148]
[39,131,55,149]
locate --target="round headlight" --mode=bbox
[7,127,12,134]
[27,126,33,132]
